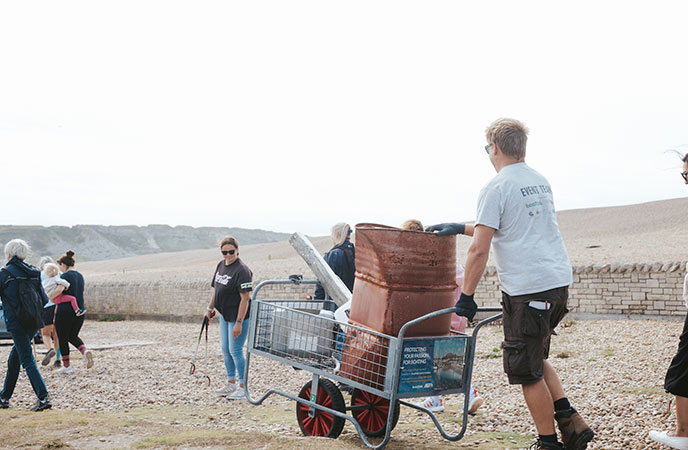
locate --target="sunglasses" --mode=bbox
[484,144,491,155]
[221,249,236,255]
[682,172,687,182]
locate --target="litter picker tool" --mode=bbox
[190,314,212,385]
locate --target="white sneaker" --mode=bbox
[649,431,688,449]
[226,386,246,400]
[416,396,444,412]
[84,350,94,369]
[460,388,484,415]
[55,366,73,375]
[215,383,236,397]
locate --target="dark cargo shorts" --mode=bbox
[501,286,569,385]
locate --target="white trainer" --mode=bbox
[55,366,73,375]
[226,386,246,400]
[649,430,688,449]
[215,383,236,396]
[460,388,484,415]
[416,396,444,413]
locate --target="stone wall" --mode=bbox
[85,262,688,322]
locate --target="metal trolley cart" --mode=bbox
[243,279,502,449]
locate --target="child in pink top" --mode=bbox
[42,263,85,317]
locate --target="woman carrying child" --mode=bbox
[54,250,93,374]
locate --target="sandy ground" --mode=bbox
[78,197,688,284]
[0,317,683,449]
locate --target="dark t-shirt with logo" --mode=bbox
[211,258,253,322]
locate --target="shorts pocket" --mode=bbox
[502,340,530,378]
[521,303,551,338]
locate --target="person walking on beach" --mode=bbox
[54,250,94,374]
[0,239,52,411]
[38,256,61,368]
[648,153,688,450]
[427,118,593,450]
[207,236,253,400]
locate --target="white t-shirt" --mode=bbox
[475,162,572,296]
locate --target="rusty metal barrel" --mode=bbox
[349,223,457,337]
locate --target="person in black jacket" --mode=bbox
[314,223,355,300]
[0,239,51,411]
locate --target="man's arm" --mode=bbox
[461,225,495,295]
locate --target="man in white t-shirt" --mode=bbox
[428,118,594,450]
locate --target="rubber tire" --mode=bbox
[296,378,346,438]
[350,388,400,438]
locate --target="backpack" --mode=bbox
[1,268,44,331]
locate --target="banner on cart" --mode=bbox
[398,337,467,395]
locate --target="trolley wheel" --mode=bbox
[350,388,400,437]
[296,378,346,438]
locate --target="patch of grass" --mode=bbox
[556,351,571,358]
[603,348,615,358]
[484,347,502,359]
[561,320,576,328]
[616,386,667,396]
[41,441,69,450]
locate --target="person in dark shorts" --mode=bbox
[206,236,253,400]
[38,256,61,367]
[649,153,688,450]
[428,118,593,450]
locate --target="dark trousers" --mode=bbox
[1,326,49,401]
[54,306,85,357]
[665,312,688,397]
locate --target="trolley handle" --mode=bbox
[396,305,502,341]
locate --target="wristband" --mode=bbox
[207,307,214,312]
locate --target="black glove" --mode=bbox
[455,292,478,322]
[426,223,466,236]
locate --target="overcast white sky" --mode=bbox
[1,1,687,236]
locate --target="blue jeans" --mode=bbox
[1,327,49,401]
[218,315,250,384]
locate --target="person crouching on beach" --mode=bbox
[207,236,253,400]
[400,219,484,415]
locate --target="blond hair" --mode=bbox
[401,219,424,231]
[485,118,529,160]
[44,263,60,278]
[331,223,351,247]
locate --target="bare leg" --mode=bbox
[41,325,54,352]
[522,379,556,435]
[51,328,60,359]
[676,395,688,437]
[543,360,565,402]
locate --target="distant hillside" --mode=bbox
[0,225,290,262]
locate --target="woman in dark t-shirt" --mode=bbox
[205,236,253,400]
[54,250,94,374]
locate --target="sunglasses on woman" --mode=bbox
[221,250,236,255]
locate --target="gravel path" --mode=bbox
[0,316,684,449]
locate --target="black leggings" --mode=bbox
[54,306,85,357]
